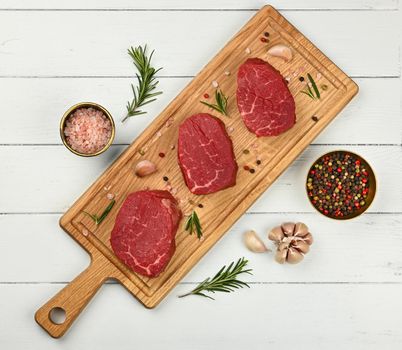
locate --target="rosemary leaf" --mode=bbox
[200,89,229,116]
[97,199,116,225]
[300,90,315,99]
[82,199,116,226]
[184,211,203,239]
[178,257,252,299]
[300,73,321,100]
[308,73,321,99]
[82,211,99,223]
[122,45,162,122]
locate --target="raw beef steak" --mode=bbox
[110,190,182,277]
[237,58,296,137]
[178,113,238,195]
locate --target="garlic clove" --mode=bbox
[294,222,309,237]
[281,222,295,236]
[243,230,269,253]
[304,233,314,245]
[134,160,157,177]
[267,44,293,62]
[275,248,287,264]
[277,242,289,252]
[286,247,304,264]
[268,226,284,242]
[293,240,310,254]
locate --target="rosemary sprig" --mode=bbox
[300,73,321,100]
[178,258,252,299]
[200,89,229,116]
[83,199,116,225]
[184,210,203,239]
[122,45,162,122]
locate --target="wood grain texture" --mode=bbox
[1,213,402,283]
[33,6,358,337]
[6,284,402,349]
[34,250,117,338]
[0,10,399,77]
[0,0,401,348]
[2,145,400,213]
[0,78,399,145]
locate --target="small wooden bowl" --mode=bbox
[306,150,376,220]
[60,102,115,157]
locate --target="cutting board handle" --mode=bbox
[35,253,114,338]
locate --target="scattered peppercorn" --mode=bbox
[198,203,204,208]
[243,149,250,155]
[312,116,319,122]
[264,32,270,37]
[299,76,305,82]
[203,93,210,99]
[163,176,169,182]
[250,169,255,174]
[260,37,268,43]
[321,84,328,91]
[306,151,373,219]
[256,160,262,165]
[243,165,250,171]
[158,152,165,158]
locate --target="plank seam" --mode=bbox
[0,9,398,12]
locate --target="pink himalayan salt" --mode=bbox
[64,107,112,154]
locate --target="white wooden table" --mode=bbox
[0,0,401,348]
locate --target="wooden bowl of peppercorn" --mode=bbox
[306,150,376,220]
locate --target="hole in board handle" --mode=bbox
[49,307,66,325]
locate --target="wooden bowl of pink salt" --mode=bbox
[60,102,115,157]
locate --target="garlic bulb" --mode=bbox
[134,160,157,177]
[268,222,313,264]
[267,44,293,62]
[243,230,269,253]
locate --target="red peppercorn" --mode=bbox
[260,37,268,43]
[203,93,209,99]
[159,152,165,158]
[243,165,250,171]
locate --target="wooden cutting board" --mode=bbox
[35,5,358,338]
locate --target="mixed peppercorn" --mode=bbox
[307,151,373,219]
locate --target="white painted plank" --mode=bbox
[0,0,397,10]
[1,284,402,348]
[1,213,401,282]
[0,145,400,213]
[0,11,398,77]
[0,77,400,145]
